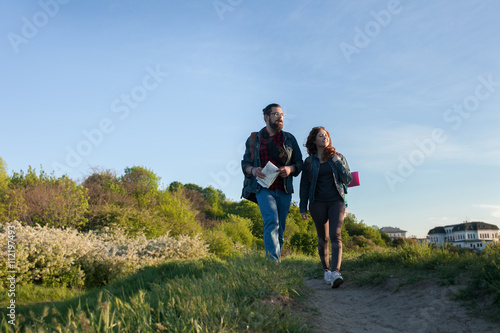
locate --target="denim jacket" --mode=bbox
[299,153,352,214]
[241,128,303,195]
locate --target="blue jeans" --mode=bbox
[256,189,292,262]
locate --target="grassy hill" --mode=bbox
[2,243,499,332]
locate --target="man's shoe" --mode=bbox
[324,270,332,284]
[331,271,344,288]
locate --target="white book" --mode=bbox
[257,161,280,188]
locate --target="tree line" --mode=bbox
[0,157,396,256]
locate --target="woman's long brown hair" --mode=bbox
[304,126,337,160]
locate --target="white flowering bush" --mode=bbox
[0,222,209,288]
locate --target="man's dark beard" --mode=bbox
[270,120,283,131]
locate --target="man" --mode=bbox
[241,103,303,262]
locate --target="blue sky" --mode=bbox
[1,0,499,238]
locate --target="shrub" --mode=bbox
[344,214,389,248]
[478,243,500,303]
[82,168,127,207]
[0,222,210,288]
[120,166,161,197]
[290,231,317,256]
[228,200,264,239]
[392,237,417,247]
[88,203,170,238]
[203,229,235,258]
[156,190,202,237]
[284,216,301,246]
[0,157,8,191]
[3,167,89,229]
[0,222,90,287]
[219,214,254,248]
[202,214,255,258]
[348,235,377,250]
[201,186,227,220]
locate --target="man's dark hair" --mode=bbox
[262,103,281,116]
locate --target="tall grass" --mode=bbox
[2,242,499,331]
[2,253,318,332]
[341,242,500,319]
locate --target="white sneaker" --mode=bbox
[331,271,344,288]
[324,270,333,284]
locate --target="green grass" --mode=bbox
[2,253,319,332]
[341,242,500,320]
[0,284,84,307]
[2,243,499,331]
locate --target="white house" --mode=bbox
[380,227,407,240]
[428,221,499,250]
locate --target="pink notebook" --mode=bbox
[348,171,360,187]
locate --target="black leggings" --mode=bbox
[309,200,346,272]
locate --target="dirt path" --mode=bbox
[298,277,497,333]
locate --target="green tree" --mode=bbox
[202,186,226,219]
[343,213,387,249]
[121,166,161,193]
[156,189,202,237]
[167,181,184,192]
[0,157,12,221]
[82,169,127,206]
[219,214,254,248]
[378,228,393,246]
[290,231,317,256]
[5,167,88,228]
[184,183,203,192]
[0,157,8,191]
[120,166,161,208]
[82,169,138,231]
[229,200,263,239]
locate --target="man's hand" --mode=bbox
[278,166,294,178]
[301,213,308,220]
[252,167,266,179]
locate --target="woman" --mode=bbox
[299,127,352,288]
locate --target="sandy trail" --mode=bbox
[298,277,497,333]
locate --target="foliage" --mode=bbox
[121,166,161,196]
[203,229,235,258]
[452,243,500,318]
[349,235,377,249]
[218,214,255,248]
[379,229,393,245]
[0,161,399,279]
[201,186,227,220]
[0,157,8,191]
[290,231,317,256]
[392,236,417,247]
[90,203,168,237]
[2,254,313,332]
[0,222,209,289]
[344,213,389,249]
[1,167,89,228]
[82,168,128,207]
[286,205,317,255]
[228,199,264,239]
[288,204,312,233]
[339,241,500,319]
[156,190,202,237]
[203,214,255,258]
